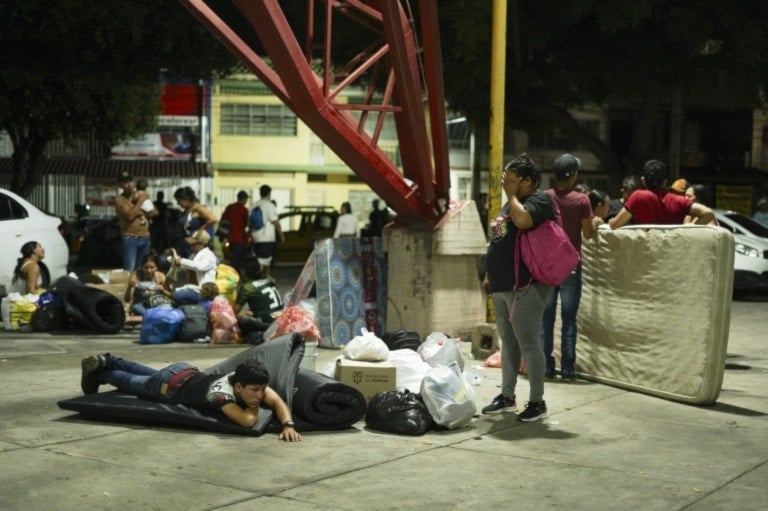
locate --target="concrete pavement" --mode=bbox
[0,282,766,510]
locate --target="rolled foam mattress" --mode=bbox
[290,368,367,430]
[53,276,125,334]
[578,225,734,405]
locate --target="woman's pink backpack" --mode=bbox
[515,202,580,288]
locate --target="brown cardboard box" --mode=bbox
[334,358,396,402]
[91,269,131,285]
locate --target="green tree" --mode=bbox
[438,0,768,181]
[0,0,236,197]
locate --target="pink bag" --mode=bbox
[515,202,580,288]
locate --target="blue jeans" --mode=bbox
[122,235,151,272]
[228,243,247,274]
[99,358,196,401]
[540,269,582,375]
[172,288,201,305]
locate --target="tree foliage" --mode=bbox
[438,0,768,178]
[0,0,237,197]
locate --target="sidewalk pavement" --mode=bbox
[0,281,766,510]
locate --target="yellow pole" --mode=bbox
[486,0,507,321]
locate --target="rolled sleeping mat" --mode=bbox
[203,333,305,408]
[290,368,367,431]
[53,276,125,333]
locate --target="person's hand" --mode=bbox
[481,276,490,295]
[501,170,519,199]
[279,425,301,442]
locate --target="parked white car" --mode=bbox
[714,209,768,293]
[0,187,70,294]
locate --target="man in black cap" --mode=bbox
[219,190,250,274]
[540,153,598,381]
[114,172,152,271]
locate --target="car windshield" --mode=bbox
[722,212,768,238]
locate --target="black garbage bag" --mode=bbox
[365,389,434,436]
[382,329,421,351]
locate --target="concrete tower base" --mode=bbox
[383,200,487,339]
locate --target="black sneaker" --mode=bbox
[560,371,576,382]
[80,354,109,395]
[481,393,516,414]
[517,400,547,422]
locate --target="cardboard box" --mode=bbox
[91,269,131,285]
[335,358,396,402]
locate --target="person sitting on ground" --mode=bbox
[12,241,46,294]
[198,282,220,315]
[124,254,170,316]
[609,160,715,228]
[333,201,360,238]
[170,230,218,305]
[234,256,285,343]
[80,354,301,441]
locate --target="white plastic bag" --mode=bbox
[418,332,465,370]
[342,328,389,361]
[420,362,477,429]
[387,349,432,393]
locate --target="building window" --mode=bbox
[220,103,297,136]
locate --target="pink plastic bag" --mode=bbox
[266,305,322,343]
[209,296,241,344]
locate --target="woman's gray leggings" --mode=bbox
[492,283,551,402]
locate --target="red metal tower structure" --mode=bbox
[180,0,450,226]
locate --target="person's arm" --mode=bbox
[124,272,139,302]
[581,216,597,240]
[177,250,217,273]
[273,218,285,243]
[264,386,301,442]
[193,204,218,235]
[501,174,534,229]
[689,203,716,225]
[114,195,144,223]
[609,207,633,229]
[220,402,260,428]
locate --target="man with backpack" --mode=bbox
[250,185,284,279]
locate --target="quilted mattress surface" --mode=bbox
[578,225,734,404]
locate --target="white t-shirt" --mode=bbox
[334,213,360,238]
[179,246,218,289]
[252,198,279,243]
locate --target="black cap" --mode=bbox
[553,153,581,180]
[117,171,133,183]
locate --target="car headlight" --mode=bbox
[735,243,761,258]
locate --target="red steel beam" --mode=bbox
[180,0,449,225]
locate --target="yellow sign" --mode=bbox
[715,185,753,215]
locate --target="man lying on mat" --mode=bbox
[80,354,301,442]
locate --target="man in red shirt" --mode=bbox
[220,190,250,273]
[609,160,714,228]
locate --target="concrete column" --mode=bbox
[383,200,487,339]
